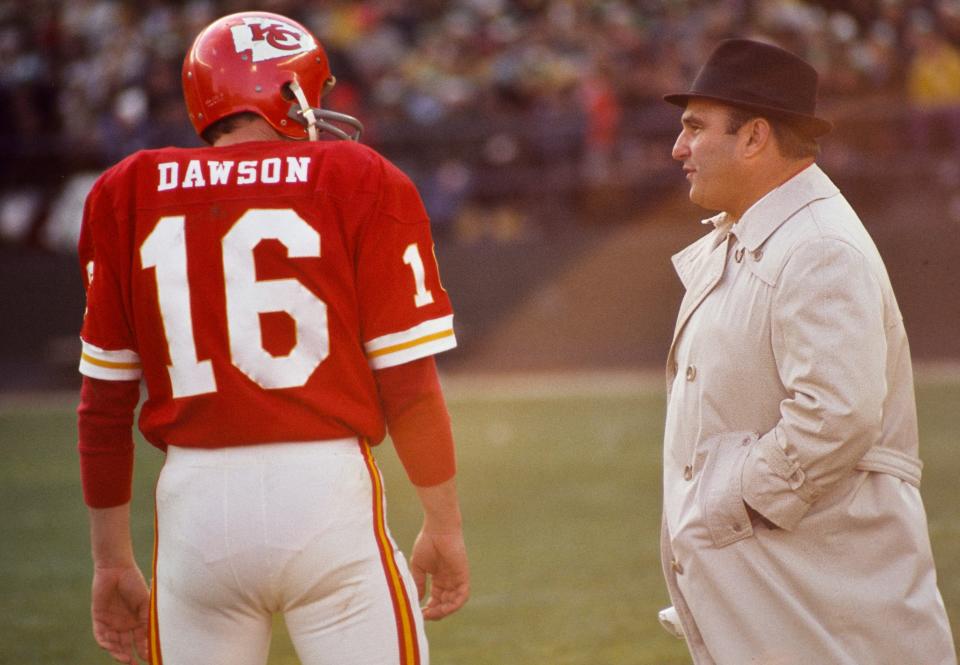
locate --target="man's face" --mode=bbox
[671,99,746,214]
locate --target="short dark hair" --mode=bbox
[724,106,819,159]
[201,112,261,145]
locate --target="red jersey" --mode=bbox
[78,139,456,450]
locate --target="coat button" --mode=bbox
[685,365,697,381]
[683,465,693,481]
[752,248,763,261]
[671,558,684,575]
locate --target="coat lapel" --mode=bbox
[666,226,730,371]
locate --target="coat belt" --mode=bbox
[854,446,922,488]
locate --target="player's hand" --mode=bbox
[91,564,151,664]
[410,528,470,620]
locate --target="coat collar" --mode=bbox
[671,223,726,291]
[706,163,839,252]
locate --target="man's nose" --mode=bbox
[671,134,688,161]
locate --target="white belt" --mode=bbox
[855,446,922,488]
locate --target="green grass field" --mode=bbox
[1,377,958,664]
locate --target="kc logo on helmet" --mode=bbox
[231,17,316,63]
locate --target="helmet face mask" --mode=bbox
[182,12,362,143]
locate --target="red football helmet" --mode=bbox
[182,11,362,142]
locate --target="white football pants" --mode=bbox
[149,439,428,665]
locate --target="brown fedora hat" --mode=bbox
[664,38,833,137]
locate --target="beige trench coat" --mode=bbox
[661,164,956,665]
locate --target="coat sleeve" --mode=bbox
[741,236,887,530]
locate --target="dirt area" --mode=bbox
[448,181,960,373]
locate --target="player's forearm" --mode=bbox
[77,376,139,507]
[415,477,463,534]
[88,504,137,568]
[376,357,457,486]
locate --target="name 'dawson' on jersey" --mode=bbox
[157,156,312,191]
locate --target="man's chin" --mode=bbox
[688,188,705,208]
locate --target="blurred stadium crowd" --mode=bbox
[2,0,960,251]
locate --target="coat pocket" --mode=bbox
[696,431,757,548]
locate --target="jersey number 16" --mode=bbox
[140,208,434,398]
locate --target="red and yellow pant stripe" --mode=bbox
[360,440,422,665]
[149,511,163,665]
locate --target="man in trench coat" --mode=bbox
[660,38,957,664]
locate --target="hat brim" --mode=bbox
[663,92,833,137]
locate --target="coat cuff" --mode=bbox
[741,429,823,531]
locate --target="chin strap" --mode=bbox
[287,80,363,142]
[288,80,319,141]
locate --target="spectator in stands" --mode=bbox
[906,14,960,155]
[0,0,954,249]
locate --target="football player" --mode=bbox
[76,11,468,665]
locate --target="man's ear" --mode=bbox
[742,117,772,158]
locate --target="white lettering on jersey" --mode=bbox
[182,160,206,188]
[158,162,178,191]
[231,17,316,64]
[261,158,281,183]
[209,161,235,185]
[285,157,310,183]
[156,157,312,190]
[237,160,258,185]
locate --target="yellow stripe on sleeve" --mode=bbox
[366,329,454,359]
[81,352,141,371]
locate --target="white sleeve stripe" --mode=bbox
[364,315,454,354]
[79,339,142,380]
[366,328,454,360]
[79,358,142,381]
[367,332,457,370]
[80,339,141,364]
